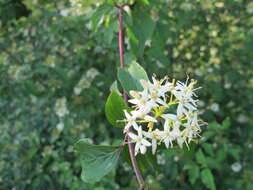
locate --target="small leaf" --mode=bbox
[141,0,150,4]
[188,165,200,185]
[128,62,149,82]
[123,11,133,26]
[196,149,207,166]
[117,62,149,93]
[105,90,130,127]
[110,80,120,94]
[117,68,138,92]
[91,4,111,31]
[126,27,139,45]
[202,143,214,157]
[221,118,230,130]
[124,52,137,66]
[201,168,216,190]
[203,131,215,140]
[75,139,121,183]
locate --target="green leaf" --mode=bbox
[228,148,240,160]
[117,68,138,92]
[201,168,216,190]
[124,52,137,66]
[188,165,200,185]
[136,151,157,172]
[117,62,149,93]
[221,118,230,130]
[75,139,121,183]
[81,0,103,7]
[203,131,215,140]
[147,31,169,66]
[196,149,207,166]
[205,157,220,169]
[123,11,133,26]
[141,0,150,4]
[110,80,120,94]
[202,143,214,157]
[128,62,149,82]
[105,90,129,127]
[91,4,111,31]
[128,8,155,57]
[126,27,139,45]
[122,146,157,172]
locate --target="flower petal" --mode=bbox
[134,142,141,155]
[152,139,157,154]
[132,121,139,131]
[144,115,157,122]
[128,99,139,105]
[141,139,151,146]
[128,132,138,140]
[142,131,153,139]
[140,145,147,154]
[163,114,177,121]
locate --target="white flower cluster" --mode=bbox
[123,76,205,155]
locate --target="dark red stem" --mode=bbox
[117,5,146,190]
[118,7,125,68]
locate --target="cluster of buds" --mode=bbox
[122,76,206,155]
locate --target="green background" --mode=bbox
[0,0,253,189]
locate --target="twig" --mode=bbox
[116,5,146,190]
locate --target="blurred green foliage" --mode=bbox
[0,0,253,189]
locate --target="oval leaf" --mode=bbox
[75,139,121,183]
[188,165,200,185]
[196,149,207,166]
[117,62,149,93]
[201,168,216,190]
[105,90,130,127]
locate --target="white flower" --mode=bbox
[161,119,173,148]
[143,129,162,154]
[123,110,138,133]
[128,127,151,155]
[173,78,200,116]
[174,92,197,116]
[144,115,157,123]
[163,113,181,128]
[162,114,180,123]
[55,97,69,118]
[56,122,64,131]
[209,103,220,112]
[175,78,199,98]
[231,162,242,173]
[129,89,157,112]
[140,77,169,106]
[122,75,205,155]
[182,113,201,142]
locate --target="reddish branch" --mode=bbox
[118,7,125,67]
[117,5,146,190]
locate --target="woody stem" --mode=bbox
[117,5,146,190]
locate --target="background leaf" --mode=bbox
[128,7,155,57]
[188,165,200,185]
[201,168,216,190]
[196,149,207,166]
